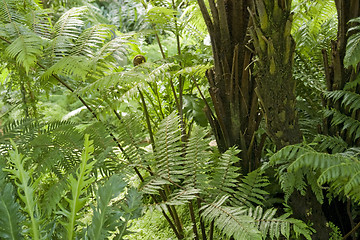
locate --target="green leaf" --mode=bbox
[344,17,360,69]
[5,35,43,73]
[0,170,24,240]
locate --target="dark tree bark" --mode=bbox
[249,0,331,239]
[321,1,360,238]
[197,0,262,173]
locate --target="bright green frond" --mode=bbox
[5,34,43,73]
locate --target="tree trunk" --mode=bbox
[321,0,360,238]
[250,0,330,239]
[196,0,262,174]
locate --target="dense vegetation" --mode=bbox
[0,0,360,239]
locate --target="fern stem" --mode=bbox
[343,221,360,240]
[138,88,155,150]
[209,220,214,240]
[189,201,200,240]
[161,209,182,239]
[164,186,184,237]
[197,199,207,240]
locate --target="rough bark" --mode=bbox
[197,0,262,173]
[321,0,360,238]
[250,0,330,239]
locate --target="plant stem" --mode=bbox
[189,201,200,240]
[343,221,360,240]
[197,199,207,240]
[138,88,156,149]
[209,220,214,240]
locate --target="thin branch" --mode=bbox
[343,221,360,240]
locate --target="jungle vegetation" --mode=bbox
[0,0,359,239]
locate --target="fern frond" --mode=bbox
[249,206,313,240]
[175,63,213,77]
[71,24,111,58]
[202,196,313,240]
[288,151,344,172]
[153,112,183,182]
[270,145,321,201]
[5,34,43,73]
[51,6,87,60]
[92,33,131,70]
[4,140,41,240]
[42,56,91,80]
[183,125,210,190]
[87,174,127,240]
[324,90,360,112]
[201,196,261,240]
[115,115,147,166]
[233,169,269,208]
[0,170,24,240]
[147,63,179,82]
[313,134,348,153]
[210,147,241,195]
[58,134,96,240]
[324,108,360,140]
[344,16,360,68]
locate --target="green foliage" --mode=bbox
[120,113,313,239]
[5,140,41,240]
[0,135,142,239]
[270,143,360,203]
[0,169,24,240]
[87,175,142,240]
[344,17,360,68]
[58,134,96,239]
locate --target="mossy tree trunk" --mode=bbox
[196,0,262,174]
[249,0,301,148]
[250,0,330,239]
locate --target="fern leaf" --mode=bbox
[323,90,360,113]
[210,147,241,195]
[71,24,111,58]
[313,134,348,153]
[344,17,360,68]
[233,169,269,208]
[183,125,210,190]
[5,34,43,73]
[154,112,183,182]
[0,170,24,240]
[288,151,344,172]
[42,55,91,80]
[58,134,96,240]
[4,140,41,240]
[324,108,360,140]
[87,175,127,240]
[200,196,261,240]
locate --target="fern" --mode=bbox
[42,56,91,80]
[201,196,260,240]
[200,196,313,240]
[183,125,210,190]
[4,140,41,240]
[324,108,360,140]
[0,169,24,240]
[344,16,360,68]
[142,112,183,193]
[313,134,348,153]
[5,34,43,73]
[272,143,360,203]
[58,134,96,240]
[233,169,269,208]
[87,174,127,239]
[209,147,241,195]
